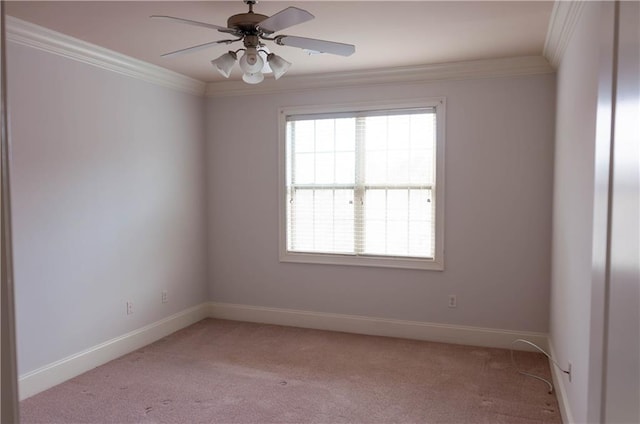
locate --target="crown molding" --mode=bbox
[5,16,206,96]
[543,0,586,68]
[205,55,553,98]
[5,15,555,99]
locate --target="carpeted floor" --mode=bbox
[20,318,561,423]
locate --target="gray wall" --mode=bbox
[206,74,555,332]
[7,41,209,375]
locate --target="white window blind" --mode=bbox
[284,106,440,263]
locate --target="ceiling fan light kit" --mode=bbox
[152,0,355,84]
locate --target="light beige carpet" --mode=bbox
[20,318,561,423]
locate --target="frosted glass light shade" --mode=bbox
[267,53,291,80]
[242,72,264,84]
[259,49,272,74]
[211,51,237,78]
[239,48,264,74]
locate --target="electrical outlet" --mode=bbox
[448,295,457,308]
[126,301,133,315]
[162,291,168,304]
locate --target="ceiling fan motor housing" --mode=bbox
[227,12,268,35]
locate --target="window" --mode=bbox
[279,99,445,270]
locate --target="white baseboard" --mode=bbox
[18,303,210,400]
[19,301,550,401]
[208,302,549,352]
[548,340,574,424]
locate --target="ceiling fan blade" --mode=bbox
[277,36,355,57]
[150,15,236,34]
[161,39,237,58]
[258,7,314,34]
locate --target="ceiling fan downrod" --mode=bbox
[244,0,256,13]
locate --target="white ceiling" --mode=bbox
[6,1,554,83]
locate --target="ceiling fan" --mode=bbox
[151,0,356,84]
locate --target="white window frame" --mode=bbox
[278,98,445,270]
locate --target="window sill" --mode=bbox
[280,251,444,271]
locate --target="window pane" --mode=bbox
[315,120,334,152]
[386,190,409,256]
[409,221,430,257]
[285,108,439,263]
[388,115,411,150]
[387,190,408,221]
[364,116,387,151]
[362,188,431,258]
[409,149,432,185]
[410,114,434,150]
[314,190,334,252]
[363,113,434,187]
[333,189,355,253]
[408,189,433,257]
[292,121,315,153]
[387,220,409,256]
[364,189,392,255]
[365,189,386,221]
[288,189,355,254]
[387,150,410,184]
[315,152,335,184]
[294,153,315,184]
[365,151,386,184]
[335,152,355,184]
[335,118,356,152]
[409,189,431,220]
[290,189,314,251]
[365,219,386,255]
